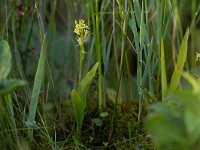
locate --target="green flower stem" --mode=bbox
[78,43,84,93]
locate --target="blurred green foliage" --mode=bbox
[146,74,200,149]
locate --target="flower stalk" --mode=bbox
[74,19,89,92]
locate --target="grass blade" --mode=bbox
[27,36,47,122]
[161,38,167,99]
[140,2,144,49]
[170,28,189,91]
[0,79,27,95]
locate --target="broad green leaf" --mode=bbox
[71,90,84,134]
[146,112,185,147]
[28,37,47,122]
[0,40,12,80]
[146,102,185,147]
[170,28,189,91]
[80,62,99,108]
[169,90,200,144]
[185,109,200,142]
[161,38,167,99]
[0,79,27,95]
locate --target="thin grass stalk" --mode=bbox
[96,0,104,109]
[11,3,31,99]
[50,0,57,30]
[0,102,13,149]
[112,0,119,79]
[125,53,133,99]
[48,0,57,73]
[90,0,104,109]
[23,2,37,70]
[154,0,162,99]
[172,0,183,40]
[110,37,125,140]
[110,0,128,140]
[137,1,144,123]
[123,0,132,101]
[78,44,84,93]
[161,38,167,100]
[119,20,126,111]
[17,0,29,48]
[5,95,20,148]
[172,10,177,68]
[191,0,196,69]
[3,0,9,41]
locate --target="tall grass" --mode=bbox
[89,0,104,109]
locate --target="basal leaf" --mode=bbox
[80,62,99,108]
[71,89,84,134]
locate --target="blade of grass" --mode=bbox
[137,1,144,122]
[90,0,104,109]
[27,3,47,128]
[170,28,189,91]
[161,38,167,99]
[27,35,47,126]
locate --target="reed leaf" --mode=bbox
[170,28,189,91]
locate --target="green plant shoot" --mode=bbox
[72,19,99,135]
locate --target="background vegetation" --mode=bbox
[0,0,200,149]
